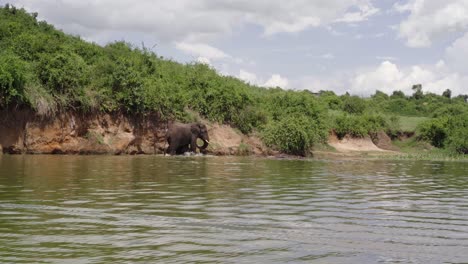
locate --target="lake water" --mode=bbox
[1,155,467,263]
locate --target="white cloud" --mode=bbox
[445,32,468,74]
[349,61,467,96]
[375,56,398,61]
[263,74,289,88]
[395,0,468,47]
[238,69,259,84]
[237,70,289,89]
[9,0,378,43]
[196,57,211,65]
[335,2,379,23]
[175,42,230,60]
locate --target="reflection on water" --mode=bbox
[1,155,468,263]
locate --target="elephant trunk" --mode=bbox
[197,137,209,149]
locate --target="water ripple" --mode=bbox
[1,156,468,263]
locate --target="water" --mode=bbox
[1,155,468,263]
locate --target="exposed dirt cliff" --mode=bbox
[0,110,270,156]
[0,110,164,154]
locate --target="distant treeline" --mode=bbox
[1,5,467,155]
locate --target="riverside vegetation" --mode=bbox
[1,5,467,156]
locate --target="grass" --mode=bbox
[392,150,468,161]
[387,136,468,161]
[329,111,429,132]
[392,137,431,152]
[398,116,429,132]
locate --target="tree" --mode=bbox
[442,89,452,99]
[391,90,405,99]
[412,84,424,100]
[372,90,389,100]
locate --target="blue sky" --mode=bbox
[4,0,468,96]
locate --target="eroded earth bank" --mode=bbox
[0,110,269,156]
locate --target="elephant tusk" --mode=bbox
[204,140,210,144]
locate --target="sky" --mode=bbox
[3,0,468,96]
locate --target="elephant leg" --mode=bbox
[166,138,178,155]
[167,144,176,155]
[190,138,197,153]
[176,144,190,155]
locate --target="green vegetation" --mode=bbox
[398,116,429,132]
[1,5,467,156]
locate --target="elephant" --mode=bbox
[165,122,210,155]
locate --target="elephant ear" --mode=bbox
[190,123,200,134]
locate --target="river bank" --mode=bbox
[0,109,271,155]
[0,109,397,157]
[3,109,465,161]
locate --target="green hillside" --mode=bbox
[1,5,467,155]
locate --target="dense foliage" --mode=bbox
[1,6,467,155]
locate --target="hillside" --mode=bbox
[1,5,467,156]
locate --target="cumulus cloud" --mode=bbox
[264,74,289,88]
[351,61,430,95]
[395,0,468,47]
[238,69,259,85]
[335,2,379,23]
[8,0,378,43]
[445,32,468,74]
[296,58,468,97]
[196,57,212,65]
[349,61,467,96]
[175,42,230,61]
[238,70,289,89]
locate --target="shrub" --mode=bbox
[333,114,388,139]
[37,49,88,94]
[262,115,327,156]
[386,115,400,139]
[232,106,267,134]
[445,115,468,154]
[334,115,368,138]
[364,114,388,134]
[417,118,448,148]
[446,127,468,154]
[263,90,327,121]
[0,51,27,106]
[342,96,366,114]
[432,104,467,118]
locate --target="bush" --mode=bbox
[321,91,342,110]
[262,115,327,156]
[334,115,368,138]
[342,96,366,114]
[142,77,187,120]
[432,104,467,118]
[417,118,448,148]
[364,114,388,134]
[445,115,468,154]
[446,127,468,154]
[333,114,388,139]
[418,113,467,154]
[386,115,400,139]
[263,90,327,121]
[37,49,88,94]
[232,106,267,134]
[0,51,27,106]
